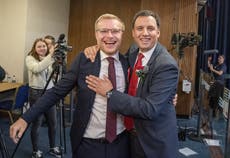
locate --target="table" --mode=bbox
[0,82,22,92]
[0,82,22,101]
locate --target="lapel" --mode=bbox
[146,42,161,68]
[119,53,129,90]
[129,49,139,68]
[91,50,101,77]
[87,51,101,107]
[136,42,162,96]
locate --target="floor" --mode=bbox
[0,110,228,158]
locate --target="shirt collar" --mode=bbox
[140,43,156,60]
[100,50,119,62]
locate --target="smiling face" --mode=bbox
[132,15,160,52]
[35,41,48,57]
[95,15,124,55]
[218,55,225,64]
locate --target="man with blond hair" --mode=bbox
[10,13,130,158]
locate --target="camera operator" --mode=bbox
[26,37,61,158]
[208,54,227,84]
[207,54,227,118]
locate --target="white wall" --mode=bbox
[0,0,70,83]
[0,0,28,83]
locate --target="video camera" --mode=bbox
[54,34,72,62]
[171,32,202,58]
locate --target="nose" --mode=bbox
[142,28,149,35]
[105,30,114,37]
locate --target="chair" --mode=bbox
[0,84,29,124]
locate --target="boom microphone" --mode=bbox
[204,49,218,54]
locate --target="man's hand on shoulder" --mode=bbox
[84,45,99,62]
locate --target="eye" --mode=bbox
[147,27,155,32]
[111,29,121,34]
[96,29,122,35]
[100,30,108,34]
[136,27,143,31]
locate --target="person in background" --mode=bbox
[208,54,227,84]
[44,35,56,51]
[85,10,179,158]
[208,54,227,118]
[25,38,61,158]
[45,35,67,74]
[10,14,130,158]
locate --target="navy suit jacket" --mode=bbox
[22,51,129,155]
[108,42,179,158]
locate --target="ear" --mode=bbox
[95,32,99,44]
[157,30,160,38]
[132,29,135,38]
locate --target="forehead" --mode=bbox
[45,39,52,43]
[96,18,122,29]
[134,16,157,27]
[36,41,46,46]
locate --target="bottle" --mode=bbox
[7,74,11,82]
[12,75,16,83]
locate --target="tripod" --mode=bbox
[52,61,67,157]
[11,61,66,158]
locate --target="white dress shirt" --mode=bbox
[84,51,126,138]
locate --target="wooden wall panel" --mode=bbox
[67,0,141,65]
[141,0,198,116]
[176,0,198,116]
[68,0,199,116]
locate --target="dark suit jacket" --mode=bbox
[108,42,179,158]
[22,51,129,156]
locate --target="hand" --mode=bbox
[207,56,212,68]
[84,45,99,62]
[209,64,214,71]
[173,94,178,107]
[49,44,56,56]
[10,118,28,143]
[208,56,212,61]
[86,75,113,97]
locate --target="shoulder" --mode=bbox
[72,52,89,64]
[156,43,177,66]
[25,55,37,63]
[118,52,127,60]
[69,51,94,69]
[126,43,138,55]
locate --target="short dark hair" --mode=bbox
[219,54,225,59]
[44,35,55,45]
[132,10,160,29]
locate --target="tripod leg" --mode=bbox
[57,103,64,158]
[62,105,67,153]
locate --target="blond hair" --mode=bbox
[95,13,125,31]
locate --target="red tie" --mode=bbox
[106,57,117,142]
[124,53,144,130]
